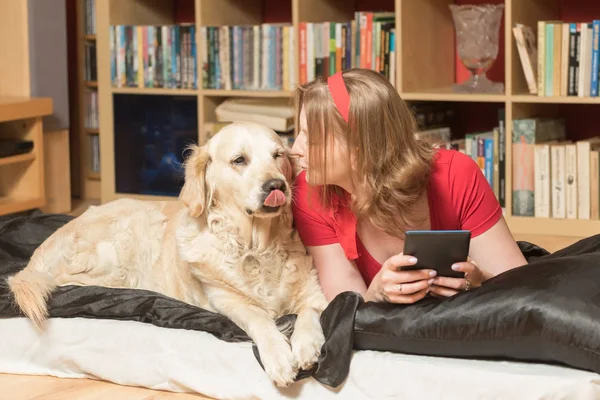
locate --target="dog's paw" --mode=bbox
[291,326,325,370]
[259,334,298,387]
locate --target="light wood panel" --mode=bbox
[96,0,115,204]
[296,0,354,23]
[199,0,264,26]
[76,0,100,200]
[400,0,455,93]
[108,0,176,26]
[0,0,31,97]
[0,373,212,400]
[42,130,72,214]
[0,96,53,123]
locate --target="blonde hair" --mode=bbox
[292,68,436,237]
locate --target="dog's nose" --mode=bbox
[262,179,286,192]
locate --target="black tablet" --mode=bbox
[401,230,471,278]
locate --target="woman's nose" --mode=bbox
[291,133,306,157]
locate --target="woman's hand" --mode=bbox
[429,257,488,298]
[365,253,437,304]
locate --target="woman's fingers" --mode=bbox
[382,253,418,271]
[383,277,431,296]
[429,285,459,298]
[384,288,430,304]
[451,261,477,275]
[431,276,468,291]
[450,260,484,288]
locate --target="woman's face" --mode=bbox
[291,107,353,191]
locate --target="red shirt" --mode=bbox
[291,149,503,286]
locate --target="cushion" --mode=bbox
[1,211,600,388]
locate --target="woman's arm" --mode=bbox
[308,244,436,303]
[306,243,367,302]
[469,215,527,278]
[429,216,527,297]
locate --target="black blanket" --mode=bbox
[1,212,600,387]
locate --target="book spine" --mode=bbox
[545,22,554,96]
[498,109,506,209]
[552,23,561,96]
[591,20,600,97]
[565,144,578,219]
[568,23,577,96]
[537,21,546,96]
[577,141,591,220]
[534,144,550,218]
[484,138,494,189]
[551,145,566,219]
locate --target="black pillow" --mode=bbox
[315,235,600,386]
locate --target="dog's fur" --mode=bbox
[7,121,329,387]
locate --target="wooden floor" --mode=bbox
[0,199,583,399]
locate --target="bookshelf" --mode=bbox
[74,0,101,200]
[95,0,600,238]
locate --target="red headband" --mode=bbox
[327,72,350,123]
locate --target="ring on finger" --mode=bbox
[397,284,403,293]
[464,279,472,291]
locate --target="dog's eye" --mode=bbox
[273,152,283,159]
[232,156,246,165]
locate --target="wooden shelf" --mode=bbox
[112,87,198,96]
[0,96,52,123]
[87,171,101,181]
[0,152,35,167]
[400,89,506,103]
[0,196,45,216]
[507,216,600,239]
[85,128,99,135]
[83,34,96,40]
[511,94,600,104]
[203,89,292,98]
[85,81,98,88]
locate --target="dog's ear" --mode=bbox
[180,144,211,218]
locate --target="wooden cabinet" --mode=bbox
[0,96,53,216]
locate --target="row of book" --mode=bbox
[299,11,396,85]
[512,118,600,220]
[84,90,98,130]
[514,21,600,97]
[90,134,100,174]
[109,24,198,89]
[417,114,600,220]
[84,41,97,83]
[412,106,507,212]
[83,0,96,36]
[201,23,296,91]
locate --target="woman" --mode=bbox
[290,68,527,304]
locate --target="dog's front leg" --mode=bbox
[290,281,329,371]
[207,290,297,387]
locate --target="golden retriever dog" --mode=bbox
[7,121,329,387]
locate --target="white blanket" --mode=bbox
[0,317,599,400]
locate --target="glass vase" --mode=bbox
[449,4,505,94]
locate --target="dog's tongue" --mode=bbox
[264,190,286,207]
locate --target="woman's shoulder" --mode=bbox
[292,171,335,221]
[431,148,481,178]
